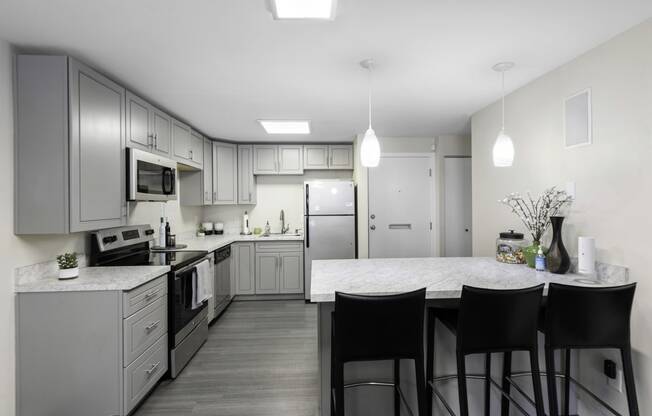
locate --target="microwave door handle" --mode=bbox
[162,168,174,195]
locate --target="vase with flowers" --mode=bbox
[500,187,573,268]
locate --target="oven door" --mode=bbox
[171,263,206,345]
[127,147,177,201]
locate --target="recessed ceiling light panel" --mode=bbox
[271,0,337,20]
[258,120,311,134]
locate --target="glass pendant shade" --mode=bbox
[492,130,514,167]
[360,127,380,167]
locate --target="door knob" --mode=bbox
[465,228,469,232]
[370,214,375,219]
[370,225,376,230]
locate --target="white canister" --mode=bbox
[202,222,214,231]
[578,236,596,275]
[214,222,224,232]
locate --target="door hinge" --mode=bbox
[429,168,432,177]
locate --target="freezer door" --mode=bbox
[306,181,355,215]
[304,215,356,300]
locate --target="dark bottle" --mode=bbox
[546,216,571,274]
[165,221,171,247]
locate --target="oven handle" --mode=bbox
[174,256,209,278]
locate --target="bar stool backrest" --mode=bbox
[457,284,544,354]
[544,283,636,349]
[334,288,426,363]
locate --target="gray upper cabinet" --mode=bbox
[172,119,201,169]
[303,144,353,170]
[253,144,304,175]
[126,92,172,157]
[213,141,238,204]
[151,108,172,156]
[278,145,304,174]
[237,145,257,204]
[253,145,278,174]
[303,145,329,169]
[15,55,127,234]
[329,145,354,169]
[202,139,213,205]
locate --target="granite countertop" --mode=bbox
[174,233,304,252]
[310,257,629,302]
[15,265,171,293]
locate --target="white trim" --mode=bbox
[564,88,592,148]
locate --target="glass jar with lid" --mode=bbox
[496,230,527,264]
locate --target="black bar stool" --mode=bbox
[540,283,638,416]
[331,288,427,416]
[426,284,546,416]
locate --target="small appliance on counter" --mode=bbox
[496,230,526,264]
[214,222,224,235]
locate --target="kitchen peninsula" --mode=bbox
[311,257,629,415]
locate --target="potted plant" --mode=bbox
[500,187,573,268]
[56,253,79,280]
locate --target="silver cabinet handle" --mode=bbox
[213,191,217,201]
[248,192,252,201]
[145,320,161,332]
[370,225,376,230]
[189,149,193,159]
[144,289,160,300]
[154,133,158,149]
[145,361,161,376]
[147,133,154,147]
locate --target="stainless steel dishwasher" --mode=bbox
[213,246,232,319]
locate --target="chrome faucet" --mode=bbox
[280,210,290,234]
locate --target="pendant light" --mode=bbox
[360,59,380,167]
[492,62,515,167]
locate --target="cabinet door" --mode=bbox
[253,145,278,174]
[234,243,255,295]
[279,252,304,294]
[190,130,204,167]
[237,145,256,204]
[151,108,171,156]
[303,145,329,169]
[255,253,280,294]
[202,139,213,204]
[68,59,126,232]
[278,145,304,174]
[172,119,191,161]
[126,92,151,151]
[329,145,354,169]
[213,142,237,204]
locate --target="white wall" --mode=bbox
[353,135,471,258]
[471,19,652,414]
[203,171,352,234]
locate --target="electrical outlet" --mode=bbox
[607,369,623,393]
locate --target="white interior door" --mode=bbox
[368,154,434,258]
[444,156,472,256]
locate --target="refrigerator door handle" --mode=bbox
[305,215,310,248]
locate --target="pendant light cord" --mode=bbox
[501,70,505,131]
[368,66,372,128]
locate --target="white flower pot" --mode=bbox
[59,267,79,280]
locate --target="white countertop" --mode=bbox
[310,257,628,302]
[15,265,171,293]
[174,233,304,252]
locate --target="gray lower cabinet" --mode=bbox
[237,145,257,204]
[251,242,304,295]
[234,242,256,295]
[16,275,168,416]
[14,55,127,234]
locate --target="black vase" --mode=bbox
[547,216,571,274]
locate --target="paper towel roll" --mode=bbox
[578,236,596,275]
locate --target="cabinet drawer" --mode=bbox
[255,242,303,252]
[123,297,167,365]
[123,275,167,317]
[124,334,168,415]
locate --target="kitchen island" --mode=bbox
[311,257,628,415]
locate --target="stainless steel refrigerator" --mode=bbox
[304,180,356,300]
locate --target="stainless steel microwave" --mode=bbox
[127,148,177,201]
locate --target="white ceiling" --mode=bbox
[1,1,650,142]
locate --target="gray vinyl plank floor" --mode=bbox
[134,300,319,416]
